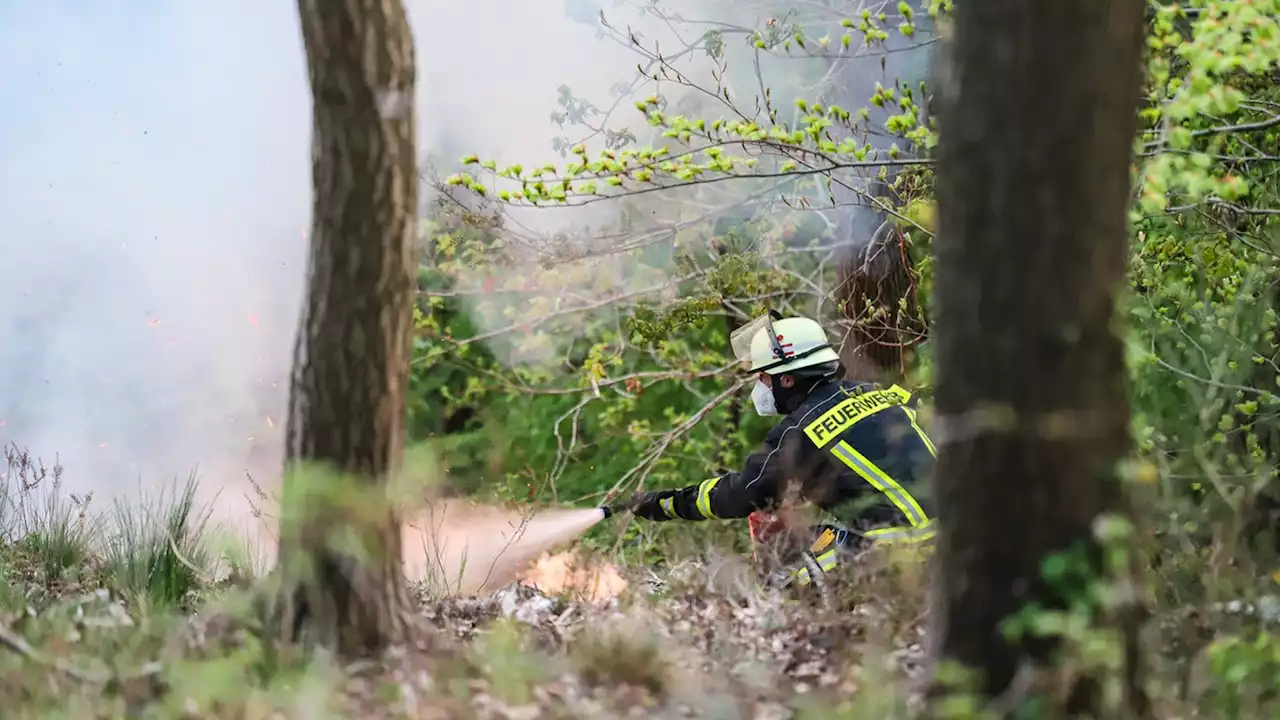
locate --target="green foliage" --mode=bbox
[409,188,791,505]
[18,489,96,583]
[419,4,946,504]
[1139,1,1280,214]
[1127,0,1280,562]
[1201,630,1280,717]
[467,618,554,705]
[424,0,1280,712]
[995,517,1142,713]
[1,444,98,585]
[105,473,213,609]
[433,2,1280,548]
[454,5,943,212]
[454,82,934,207]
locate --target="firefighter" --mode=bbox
[605,312,937,587]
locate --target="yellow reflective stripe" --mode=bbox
[659,497,676,518]
[814,549,838,571]
[695,477,720,519]
[865,523,936,544]
[792,549,839,587]
[830,441,928,527]
[803,387,910,448]
[886,384,913,403]
[903,406,937,457]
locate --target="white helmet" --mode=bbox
[730,313,841,375]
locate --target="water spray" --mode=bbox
[402,502,621,601]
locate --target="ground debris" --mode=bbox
[332,568,928,718]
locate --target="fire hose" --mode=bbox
[598,501,848,590]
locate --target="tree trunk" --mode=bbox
[271,0,419,656]
[929,0,1148,715]
[832,200,922,386]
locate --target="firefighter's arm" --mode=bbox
[630,422,794,522]
[892,384,937,454]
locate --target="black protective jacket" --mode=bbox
[633,378,937,544]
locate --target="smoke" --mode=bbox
[0,1,310,532]
[0,0,702,537]
[0,1,931,550]
[430,2,938,368]
[421,2,733,368]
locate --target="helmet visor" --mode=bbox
[729,314,780,371]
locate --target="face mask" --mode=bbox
[751,378,779,416]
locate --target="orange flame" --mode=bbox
[519,550,628,603]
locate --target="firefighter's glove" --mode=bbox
[601,492,642,520]
[618,490,679,521]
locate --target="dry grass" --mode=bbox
[569,618,672,696]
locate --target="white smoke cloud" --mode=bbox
[0,2,310,523]
[0,0,722,527]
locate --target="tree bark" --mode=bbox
[929,0,1148,715]
[271,0,418,656]
[833,200,922,386]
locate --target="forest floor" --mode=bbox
[0,534,930,719]
[0,440,934,719]
[1,443,1278,718]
